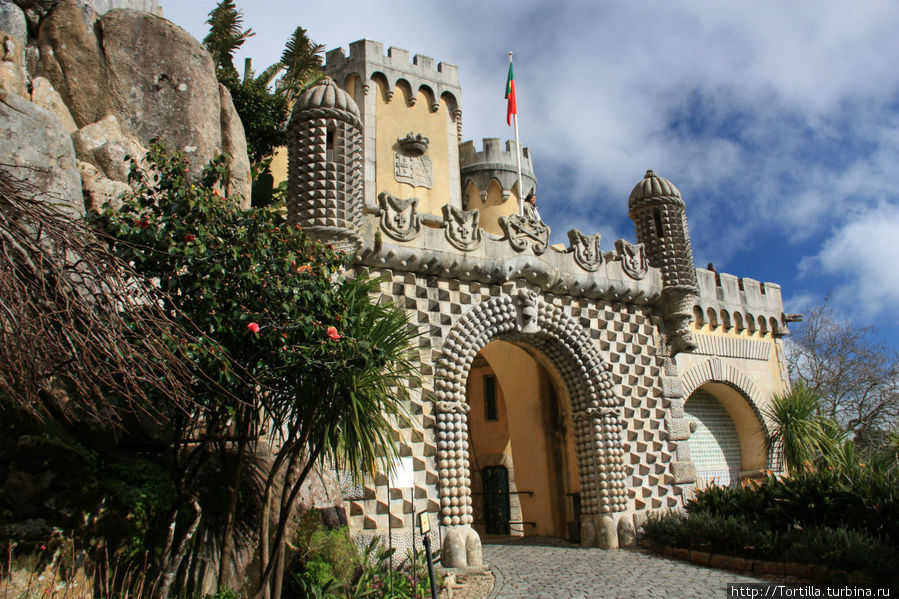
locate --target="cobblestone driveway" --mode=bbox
[484,538,767,598]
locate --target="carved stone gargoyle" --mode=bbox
[442,204,482,251]
[378,191,421,242]
[568,229,603,272]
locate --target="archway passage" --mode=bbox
[433,291,627,566]
[684,383,768,487]
[466,340,579,541]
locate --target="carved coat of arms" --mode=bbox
[378,192,421,241]
[443,204,482,251]
[615,239,648,280]
[394,133,433,188]
[567,229,603,272]
[499,211,550,255]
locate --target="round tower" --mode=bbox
[459,138,537,235]
[287,77,364,251]
[628,170,698,354]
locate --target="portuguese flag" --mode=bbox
[505,62,517,126]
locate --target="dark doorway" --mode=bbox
[482,466,510,535]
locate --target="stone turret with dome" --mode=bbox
[628,169,699,353]
[287,76,364,251]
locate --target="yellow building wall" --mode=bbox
[468,341,578,538]
[375,81,453,215]
[466,180,521,236]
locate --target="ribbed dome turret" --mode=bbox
[289,77,362,127]
[628,169,684,213]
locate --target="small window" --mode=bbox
[484,375,498,421]
[653,209,664,238]
[326,128,336,162]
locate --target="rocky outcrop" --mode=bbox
[0,86,83,216]
[0,0,27,96]
[72,114,146,182]
[34,0,251,205]
[30,76,76,132]
[219,83,251,199]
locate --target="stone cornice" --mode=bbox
[356,213,663,304]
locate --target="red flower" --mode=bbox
[296,264,312,274]
[184,234,196,243]
[326,326,340,340]
[135,217,150,229]
[247,322,260,334]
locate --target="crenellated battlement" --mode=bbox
[693,268,789,335]
[325,40,461,112]
[460,138,537,203]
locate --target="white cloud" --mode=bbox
[804,202,899,320]
[159,0,899,329]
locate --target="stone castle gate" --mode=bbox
[282,40,791,567]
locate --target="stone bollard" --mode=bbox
[597,515,619,550]
[617,516,636,548]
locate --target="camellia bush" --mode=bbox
[93,144,418,599]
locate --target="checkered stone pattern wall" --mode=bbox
[569,300,689,511]
[343,268,690,534]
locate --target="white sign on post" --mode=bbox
[389,456,414,489]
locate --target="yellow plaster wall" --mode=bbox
[270,145,288,186]
[468,341,577,538]
[375,81,452,215]
[466,180,520,236]
[468,363,512,459]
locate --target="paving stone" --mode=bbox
[484,538,768,598]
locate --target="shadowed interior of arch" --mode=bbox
[465,339,580,540]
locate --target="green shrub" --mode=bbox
[686,467,898,542]
[642,510,899,581]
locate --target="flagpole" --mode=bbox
[509,52,524,217]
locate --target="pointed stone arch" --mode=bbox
[432,289,628,564]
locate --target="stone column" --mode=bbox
[435,400,481,567]
[573,407,628,548]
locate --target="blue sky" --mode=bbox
[159,0,899,349]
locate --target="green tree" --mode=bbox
[94,145,417,597]
[202,2,325,197]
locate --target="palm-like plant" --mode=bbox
[255,275,419,599]
[765,382,837,472]
[276,26,325,103]
[203,0,254,74]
